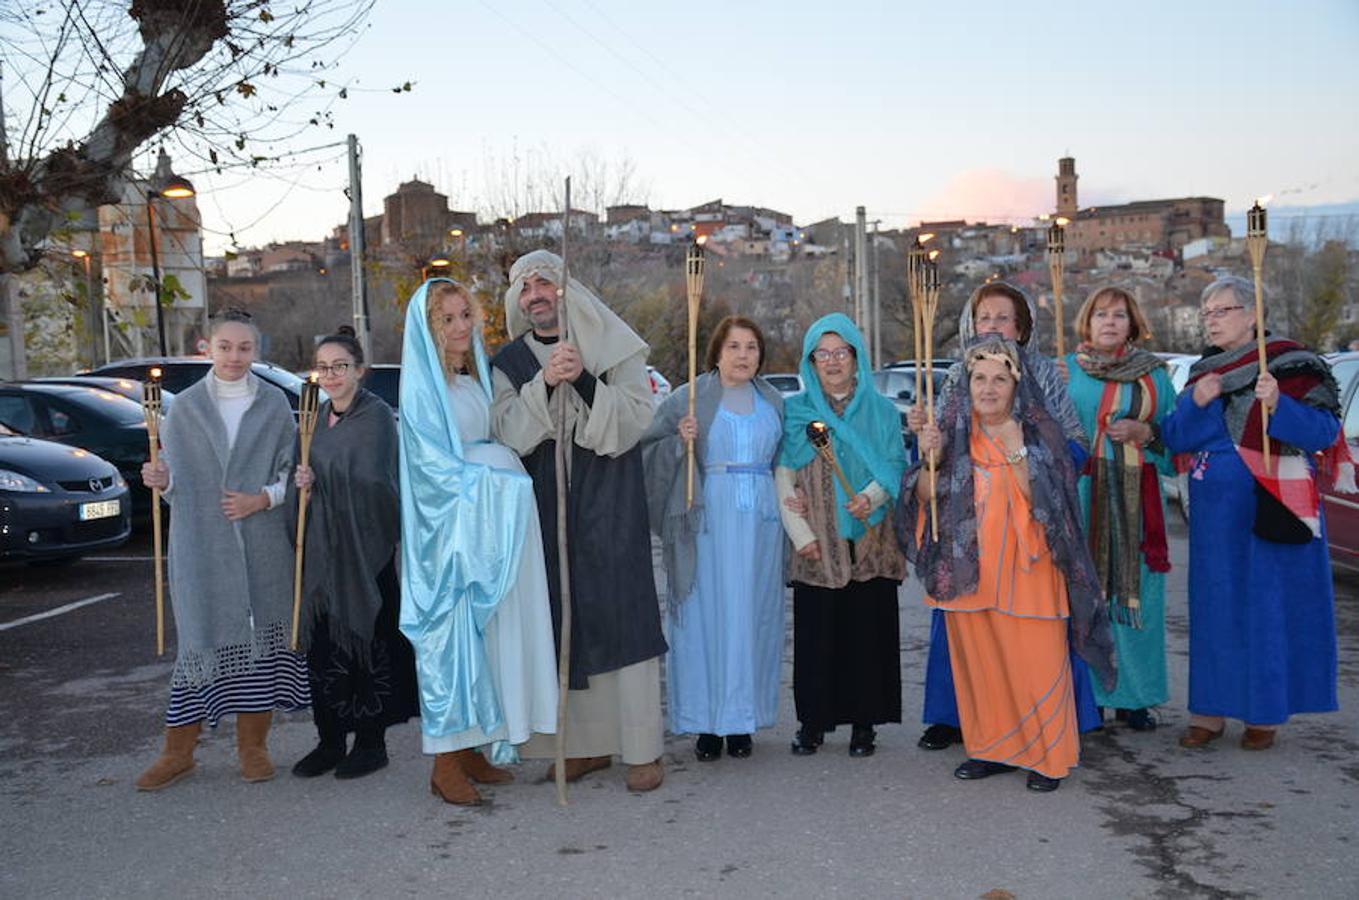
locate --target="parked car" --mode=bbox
[361,363,401,412]
[873,360,957,464]
[29,375,176,410]
[763,373,803,398]
[1322,350,1359,571]
[646,366,673,404]
[0,382,153,512]
[0,420,131,564]
[84,357,314,413]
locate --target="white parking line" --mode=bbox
[82,556,153,562]
[0,592,121,631]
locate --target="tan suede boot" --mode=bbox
[135,722,202,791]
[430,752,481,805]
[457,749,515,784]
[545,755,612,783]
[626,758,665,792]
[236,711,275,783]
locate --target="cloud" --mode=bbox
[913,168,1055,224]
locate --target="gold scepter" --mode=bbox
[289,373,321,650]
[685,239,707,509]
[1246,198,1271,472]
[141,367,166,656]
[921,252,942,541]
[1046,217,1069,358]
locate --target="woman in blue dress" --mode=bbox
[1162,275,1344,751]
[642,316,785,761]
[1063,286,1175,732]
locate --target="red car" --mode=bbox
[1321,351,1359,570]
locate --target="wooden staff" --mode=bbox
[1246,200,1271,472]
[685,240,707,509]
[141,368,166,656]
[289,374,321,650]
[552,176,574,807]
[921,253,942,541]
[1046,218,1068,358]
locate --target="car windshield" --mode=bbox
[68,387,147,425]
[260,365,305,392]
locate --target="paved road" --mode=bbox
[1,523,1356,898]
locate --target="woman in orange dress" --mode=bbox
[898,339,1115,792]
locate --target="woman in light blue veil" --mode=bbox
[398,279,558,806]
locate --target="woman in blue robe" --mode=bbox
[1064,286,1175,731]
[1162,275,1343,751]
[398,279,557,804]
[642,316,785,761]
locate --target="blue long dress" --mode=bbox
[1161,390,1339,724]
[1065,355,1175,711]
[667,391,786,736]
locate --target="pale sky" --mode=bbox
[153,0,1359,254]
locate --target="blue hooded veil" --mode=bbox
[397,279,537,760]
[778,313,906,541]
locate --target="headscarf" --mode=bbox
[503,249,646,373]
[895,337,1116,691]
[398,278,536,760]
[779,313,905,541]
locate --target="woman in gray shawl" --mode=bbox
[136,309,305,791]
[641,316,785,762]
[290,328,417,780]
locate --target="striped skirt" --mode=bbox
[165,650,310,728]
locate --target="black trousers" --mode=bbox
[792,577,902,730]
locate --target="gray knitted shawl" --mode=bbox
[641,370,784,609]
[161,374,297,687]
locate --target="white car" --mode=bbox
[646,366,672,405]
[1154,352,1198,522]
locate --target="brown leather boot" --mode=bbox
[236,711,276,783]
[457,749,515,784]
[626,758,665,792]
[545,755,612,783]
[430,752,481,805]
[135,722,202,791]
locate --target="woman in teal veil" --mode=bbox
[398,279,558,805]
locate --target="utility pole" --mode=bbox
[0,60,26,380]
[347,134,370,360]
[869,219,882,367]
[854,206,870,363]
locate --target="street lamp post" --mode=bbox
[144,163,196,357]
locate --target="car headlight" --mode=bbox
[0,469,50,493]
[112,470,126,488]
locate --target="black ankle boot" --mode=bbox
[849,725,876,757]
[917,723,963,750]
[292,739,346,778]
[791,725,824,756]
[695,733,723,762]
[335,728,388,780]
[726,734,753,758]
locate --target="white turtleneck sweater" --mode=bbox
[164,371,287,508]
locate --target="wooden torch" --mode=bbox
[921,252,942,541]
[141,368,166,656]
[289,373,321,650]
[685,239,707,509]
[1046,217,1068,358]
[1246,199,1271,472]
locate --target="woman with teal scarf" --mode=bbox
[398,280,558,806]
[776,314,907,757]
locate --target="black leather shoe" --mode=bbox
[790,726,824,756]
[1125,708,1158,732]
[695,733,723,761]
[918,723,963,750]
[849,725,876,757]
[334,742,388,780]
[1026,771,1062,792]
[726,734,752,758]
[291,742,346,778]
[953,758,1017,780]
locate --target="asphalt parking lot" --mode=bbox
[1,522,1357,898]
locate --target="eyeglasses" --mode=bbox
[314,362,352,377]
[811,347,854,363]
[1199,305,1245,320]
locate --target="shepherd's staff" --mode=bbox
[141,368,166,655]
[920,252,942,541]
[685,240,707,509]
[806,420,877,543]
[1246,199,1271,472]
[289,374,321,650]
[552,176,574,807]
[1045,217,1069,359]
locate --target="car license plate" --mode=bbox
[79,499,121,521]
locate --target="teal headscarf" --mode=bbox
[779,313,906,541]
[397,278,536,763]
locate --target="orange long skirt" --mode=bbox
[944,609,1079,779]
